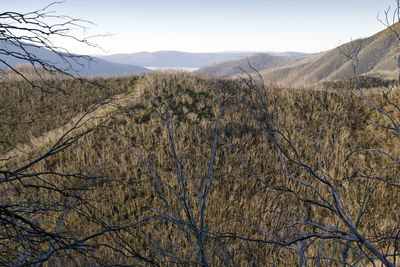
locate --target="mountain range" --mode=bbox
[197,53,313,78]
[0,41,147,76]
[98,51,307,68]
[259,25,399,87]
[2,21,397,85]
[0,42,308,77]
[197,23,400,87]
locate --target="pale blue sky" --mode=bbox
[2,0,395,54]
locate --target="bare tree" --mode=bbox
[124,74,232,266]
[96,2,400,265]
[0,3,145,266]
[227,75,398,266]
[1,1,399,266]
[0,2,99,84]
[212,3,400,265]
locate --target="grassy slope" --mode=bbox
[259,23,400,87]
[197,53,308,78]
[2,73,400,265]
[0,75,139,156]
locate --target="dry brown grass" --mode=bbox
[1,73,399,265]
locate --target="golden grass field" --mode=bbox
[1,72,399,265]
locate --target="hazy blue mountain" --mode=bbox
[98,51,309,68]
[0,41,147,76]
[99,51,253,68]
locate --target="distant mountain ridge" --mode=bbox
[98,51,309,68]
[258,24,400,87]
[0,41,147,76]
[196,53,312,78]
[198,23,400,87]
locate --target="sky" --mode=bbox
[1,0,396,55]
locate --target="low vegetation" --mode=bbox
[1,72,399,265]
[0,75,138,154]
[319,75,398,90]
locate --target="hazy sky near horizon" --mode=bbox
[2,0,396,55]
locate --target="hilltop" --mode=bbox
[2,72,399,265]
